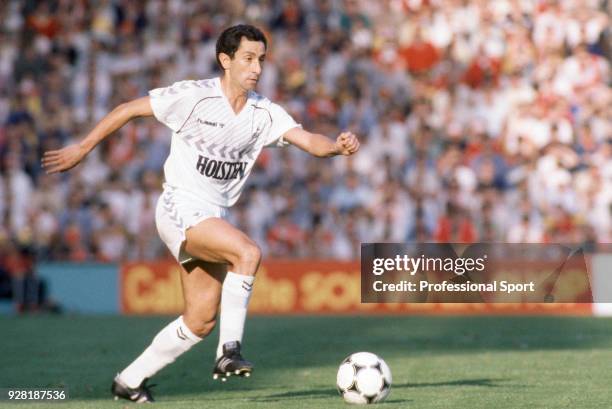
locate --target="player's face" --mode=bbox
[225,38,266,91]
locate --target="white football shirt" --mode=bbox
[149,77,300,207]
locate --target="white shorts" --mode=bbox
[155,184,228,264]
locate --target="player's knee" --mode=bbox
[238,242,261,270]
[183,307,218,337]
[197,317,217,337]
[184,315,216,337]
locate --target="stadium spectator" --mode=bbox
[0,0,610,262]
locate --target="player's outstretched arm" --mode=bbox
[283,128,360,158]
[42,96,154,174]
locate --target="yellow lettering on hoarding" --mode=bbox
[300,271,361,311]
[123,265,184,313]
[249,267,297,312]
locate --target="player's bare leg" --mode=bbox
[184,217,261,381]
[180,260,226,338]
[184,218,261,276]
[113,261,224,401]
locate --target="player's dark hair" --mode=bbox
[216,24,267,70]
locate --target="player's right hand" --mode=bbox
[42,144,88,174]
[335,131,360,156]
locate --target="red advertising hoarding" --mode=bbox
[120,260,592,315]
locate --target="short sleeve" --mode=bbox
[265,102,301,147]
[148,81,200,133]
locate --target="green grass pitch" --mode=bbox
[1,315,611,408]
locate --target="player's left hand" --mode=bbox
[335,131,360,156]
[41,143,88,174]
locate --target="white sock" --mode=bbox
[216,271,255,358]
[119,316,202,388]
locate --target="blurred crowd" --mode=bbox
[0,0,610,265]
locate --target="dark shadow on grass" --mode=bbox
[395,377,510,388]
[250,387,337,402]
[249,388,412,405]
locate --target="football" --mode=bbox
[336,352,392,404]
